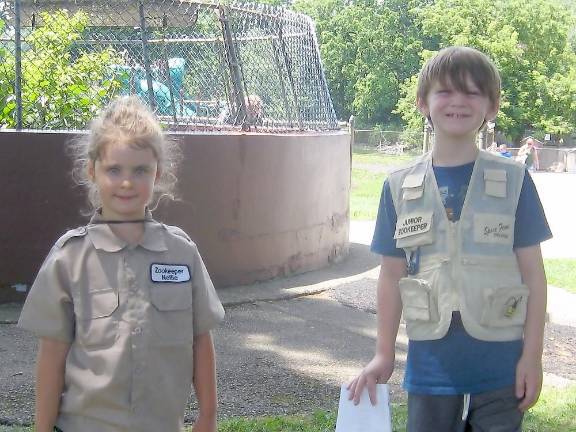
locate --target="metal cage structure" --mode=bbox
[0,0,338,132]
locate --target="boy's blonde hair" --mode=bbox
[417,46,501,107]
[69,96,181,214]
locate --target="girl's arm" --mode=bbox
[515,244,547,411]
[36,337,70,432]
[192,331,218,432]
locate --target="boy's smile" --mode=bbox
[418,75,498,144]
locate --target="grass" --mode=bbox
[544,259,576,294]
[350,150,416,220]
[3,386,573,431]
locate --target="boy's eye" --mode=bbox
[107,166,121,175]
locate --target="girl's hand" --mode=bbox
[346,353,395,406]
[192,413,217,432]
[515,353,543,412]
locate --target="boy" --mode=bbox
[348,46,551,431]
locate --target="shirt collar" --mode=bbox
[87,209,168,252]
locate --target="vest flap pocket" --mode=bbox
[403,172,425,188]
[151,284,193,311]
[403,187,423,200]
[480,285,529,327]
[485,180,507,198]
[473,213,514,245]
[484,169,507,181]
[484,169,507,198]
[399,278,439,322]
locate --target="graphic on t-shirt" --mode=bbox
[438,184,468,221]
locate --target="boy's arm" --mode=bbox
[36,337,70,432]
[347,255,406,406]
[192,331,218,432]
[514,244,547,411]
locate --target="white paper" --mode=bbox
[335,383,392,432]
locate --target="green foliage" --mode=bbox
[0,10,122,129]
[395,0,576,140]
[294,0,424,127]
[544,258,576,294]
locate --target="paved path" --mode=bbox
[1,172,574,426]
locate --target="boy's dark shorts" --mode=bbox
[407,386,524,432]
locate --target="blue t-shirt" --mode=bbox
[371,162,552,395]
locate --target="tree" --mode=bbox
[396,0,576,140]
[0,10,122,129]
[294,0,424,127]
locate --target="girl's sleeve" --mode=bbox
[191,247,225,336]
[17,247,75,343]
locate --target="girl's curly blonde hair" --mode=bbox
[69,96,181,215]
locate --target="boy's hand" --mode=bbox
[515,353,543,412]
[192,413,217,432]
[346,354,394,406]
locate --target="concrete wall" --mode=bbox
[0,131,350,301]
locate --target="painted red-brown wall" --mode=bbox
[0,130,350,301]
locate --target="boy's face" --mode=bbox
[417,75,499,142]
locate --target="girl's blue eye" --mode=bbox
[107,167,120,175]
[135,167,149,175]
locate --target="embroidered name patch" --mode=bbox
[474,214,514,244]
[150,264,191,283]
[395,212,433,239]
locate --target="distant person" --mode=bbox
[487,141,498,153]
[498,143,513,158]
[18,96,225,432]
[245,94,263,126]
[517,138,540,171]
[217,94,263,127]
[347,46,551,432]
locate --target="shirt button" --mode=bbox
[133,327,142,335]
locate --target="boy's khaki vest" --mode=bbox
[388,150,527,341]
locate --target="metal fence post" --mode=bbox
[278,26,302,130]
[139,1,156,111]
[14,0,22,129]
[219,5,248,130]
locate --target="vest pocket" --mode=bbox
[399,278,439,322]
[480,285,529,327]
[75,289,119,349]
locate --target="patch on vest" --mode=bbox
[474,214,514,244]
[150,264,191,283]
[395,212,433,239]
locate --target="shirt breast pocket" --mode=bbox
[150,283,194,345]
[75,289,119,349]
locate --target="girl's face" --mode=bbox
[88,142,159,220]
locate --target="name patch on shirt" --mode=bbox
[395,212,433,239]
[150,264,191,283]
[474,214,514,244]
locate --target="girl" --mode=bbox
[18,96,225,432]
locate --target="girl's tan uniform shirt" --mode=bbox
[18,213,225,432]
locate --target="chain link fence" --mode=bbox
[0,0,338,132]
[352,129,424,154]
